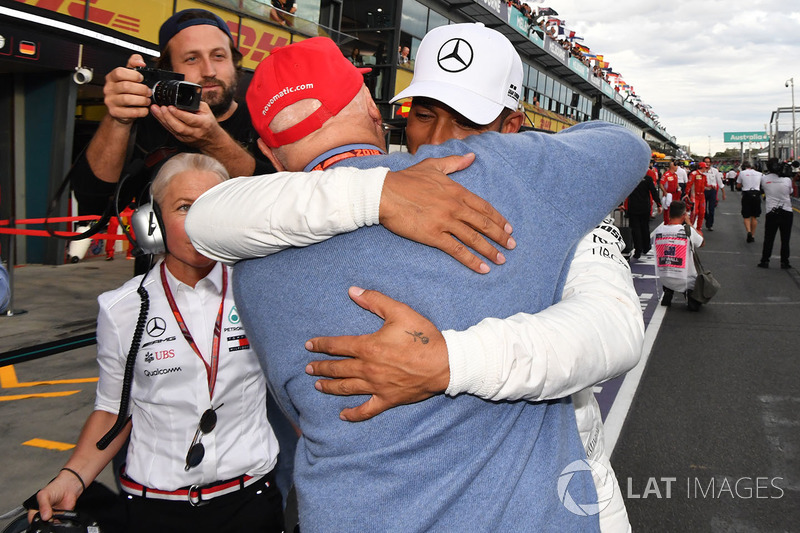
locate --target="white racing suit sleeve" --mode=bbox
[186,167,388,264]
[443,218,644,401]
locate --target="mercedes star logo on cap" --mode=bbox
[437,38,473,73]
[146,317,167,337]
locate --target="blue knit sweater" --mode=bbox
[235,121,649,531]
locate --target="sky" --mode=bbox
[537,0,800,157]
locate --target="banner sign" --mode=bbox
[724,132,768,143]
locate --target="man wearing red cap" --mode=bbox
[189,34,649,531]
[687,162,710,231]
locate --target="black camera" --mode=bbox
[135,67,202,112]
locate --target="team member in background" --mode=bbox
[758,158,794,269]
[660,160,681,223]
[702,156,726,231]
[726,164,740,192]
[646,161,660,217]
[627,173,662,259]
[687,162,710,231]
[736,161,763,243]
[676,160,689,196]
[32,154,283,533]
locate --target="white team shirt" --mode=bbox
[737,168,763,191]
[95,261,278,490]
[760,173,793,212]
[706,167,724,190]
[676,167,688,184]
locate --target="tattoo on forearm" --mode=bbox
[405,330,429,344]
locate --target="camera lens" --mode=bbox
[151,80,202,111]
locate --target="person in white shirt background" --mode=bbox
[736,161,764,243]
[757,158,794,269]
[701,156,726,231]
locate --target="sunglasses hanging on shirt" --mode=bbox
[185,403,223,471]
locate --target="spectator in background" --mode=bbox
[758,158,794,269]
[0,262,9,314]
[726,164,740,192]
[349,47,364,66]
[270,0,297,27]
[627,173,662,259]
[398,45,410,65]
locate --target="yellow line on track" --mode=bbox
[0,365,98,389]
[22,438,76,451]
[0,390,81,401]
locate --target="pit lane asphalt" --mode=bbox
[612,191,800,531]
[1,191,799,531]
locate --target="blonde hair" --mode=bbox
[151,153,229,205]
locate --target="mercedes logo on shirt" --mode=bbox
[437,38,473,73]
[146,317,167,337]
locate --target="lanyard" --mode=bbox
[311,148,384,171]
[160,262,227,399]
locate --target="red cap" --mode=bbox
[698,162,709,169]
[246,37,371,148]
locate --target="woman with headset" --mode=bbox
[30,153,283,532]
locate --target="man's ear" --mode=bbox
[501,111,526,134]
[365,88,383,127]
[257,138,286,172]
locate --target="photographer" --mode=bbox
[69,9,274,221]
[757,158,794,269]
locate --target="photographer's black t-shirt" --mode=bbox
[69,101,274,215]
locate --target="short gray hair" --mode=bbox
[151,153,229,205]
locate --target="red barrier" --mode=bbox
[0,228,128,239]
[0,215,129,240]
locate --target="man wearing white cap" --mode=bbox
[188,29,649,531]
[191,27,639,530]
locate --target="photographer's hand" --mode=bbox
[85,54,150,184]
[150,100,222,147]
[103,54,151,124]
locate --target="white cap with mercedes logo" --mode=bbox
[390,23,523,125]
